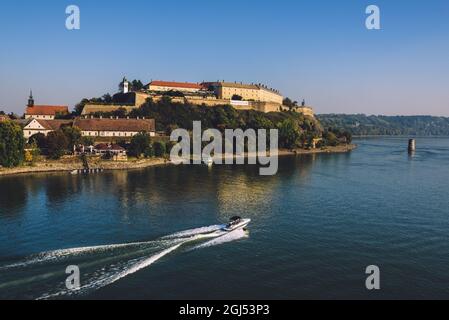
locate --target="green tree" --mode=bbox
[112,107,127,118]
[323,131,338,147]
[74,98,90,116]
[29,133,47,149]
[81,136,95,146]
[283,97,298,110]
[277,119,302,149]
[102,93,113,103]
[232,94,243,101]
[153,141,166,157]
[129,132,151,158]
[131,80,144,91]
[47,131,69,159]
[0,121,25,167]
[62,126,82,150]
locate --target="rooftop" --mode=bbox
[147,81,203,90]
[73,118,156,132]
[26,105,69,116]
[36,119,72,131]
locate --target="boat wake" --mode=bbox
[0,223,249,300]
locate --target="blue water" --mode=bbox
[1,137,449,299]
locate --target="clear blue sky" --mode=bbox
[1,0,448,116]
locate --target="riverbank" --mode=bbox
[0,144,356,177]
[0,157,169,177]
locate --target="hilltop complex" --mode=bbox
[81,78,315,117]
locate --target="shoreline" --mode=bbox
[0,144,356,177]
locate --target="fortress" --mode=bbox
[82,79,315,117]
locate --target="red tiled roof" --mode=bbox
[148,81,202,90]
[73,118,156,132]
[36,120,73,131]
[26,105,69,116]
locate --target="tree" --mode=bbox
[0,121,25,167]
[8,113,19,120]
[277,119,302,149]
[153,141,166,157]
[29,133,47,149]
[24,142,40,165]
[131,80,144,91]
[112,107,127,118]
[323,131,338,147]
[129,132,151,158]
[74,98,90,116]
[164,90,185,97]
[102,93,113,103]
[283,97,299,111]
[80,136,95,146]
[61,126,82,150]
[232,94,243,101]
[47,130,69,159]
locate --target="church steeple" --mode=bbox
[28,90,34,107]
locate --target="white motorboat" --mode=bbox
[221,216,251,232]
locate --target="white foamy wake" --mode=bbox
[162,224,225,239]
[38,241,187,300]
[192,228,248,250]
[0,240,170,271]
[2,223,250,300]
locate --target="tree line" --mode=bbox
[318,114,449,136]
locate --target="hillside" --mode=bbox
[317,114,449,136]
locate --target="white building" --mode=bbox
[24,91,69,120]
[73,118,156,138]
[22,119,72,139]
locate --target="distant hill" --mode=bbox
[317,114,449,136]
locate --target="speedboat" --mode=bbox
[221,216,251,232]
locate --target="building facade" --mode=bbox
[73,118,156,138]
[19,118,156,140]
[145,81,203,93]
[22,119,72,139]
[204,82,284,105]
[24,92,69,120]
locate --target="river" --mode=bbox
[1,137,449,299]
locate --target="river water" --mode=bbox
[1,137,449,299]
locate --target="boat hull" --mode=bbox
[221,219,251,232]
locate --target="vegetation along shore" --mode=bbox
[1,83,354,176]
[0,144,356,177]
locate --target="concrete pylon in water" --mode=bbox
[408,139,416,153]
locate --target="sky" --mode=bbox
[0,0,448,116]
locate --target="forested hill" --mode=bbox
[317,114,449,136]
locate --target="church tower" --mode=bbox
[122,77,129,94]
[28,90,35,107]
